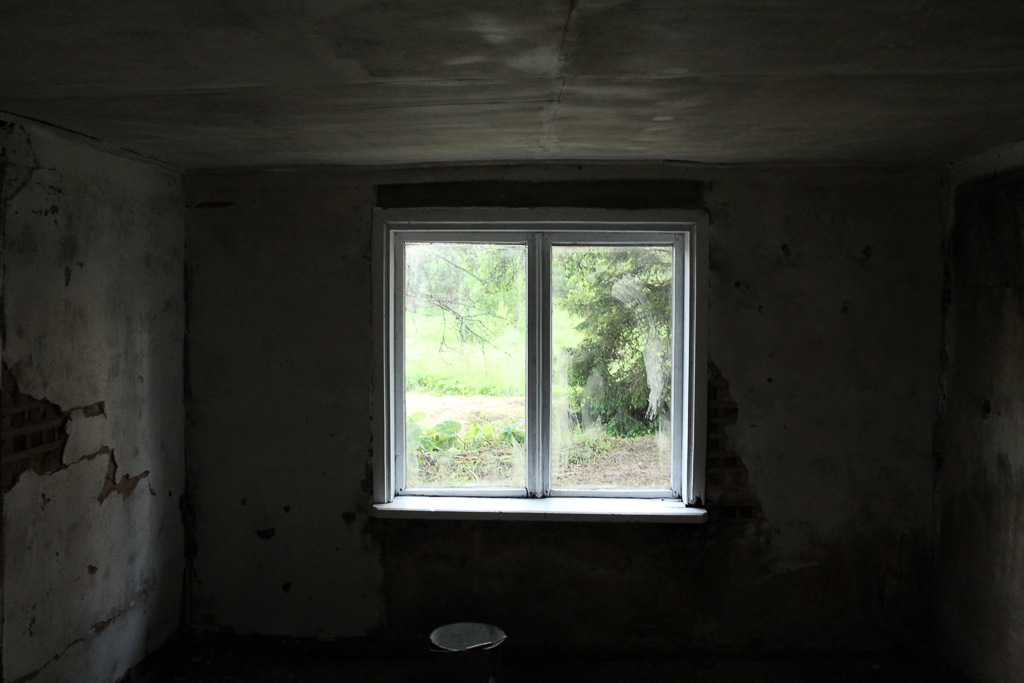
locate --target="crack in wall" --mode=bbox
[90,600,135,636]
[1,121,44,220]
[8,634,87,683]
[8,593,143,683]
[67,445,111,467]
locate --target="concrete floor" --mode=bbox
[135,639,969,683]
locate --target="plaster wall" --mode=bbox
[186,164,944,651]
[936,171,1024,683]
[1,122,185,682]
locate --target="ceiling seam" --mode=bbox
[540,0,577,154]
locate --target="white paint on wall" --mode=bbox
[2,121,185,683]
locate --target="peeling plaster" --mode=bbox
[2,120,185,683]
[2,362,70,493]
[2,363,117,494]
[96,451,150,504]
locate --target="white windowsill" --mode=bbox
[372,496,707,523]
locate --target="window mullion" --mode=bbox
[526,233,550,497]
[539,234,552,497]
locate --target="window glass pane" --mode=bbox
[551,245,673,490]
[404,243,527,488]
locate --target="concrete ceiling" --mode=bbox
[4,1,1024,169]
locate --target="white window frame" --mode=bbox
[371,208,708,522]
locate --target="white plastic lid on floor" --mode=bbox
[430,623,507,651]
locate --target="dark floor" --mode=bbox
[134,637,970,683]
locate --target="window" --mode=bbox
[371,209,707,522]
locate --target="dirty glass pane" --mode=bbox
[404,243,526,488]
[551,245,673,490]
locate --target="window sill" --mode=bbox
[372,496,707,523]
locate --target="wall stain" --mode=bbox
[935,169,1024,680]
[360,461,373,495]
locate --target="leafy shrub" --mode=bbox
[406,412,524,453]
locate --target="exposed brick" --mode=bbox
[704,361,763,535]
[2,362,69,492]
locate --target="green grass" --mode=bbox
[402,306,663,489]
[405,307,583,397]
